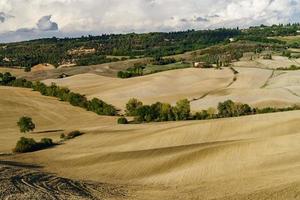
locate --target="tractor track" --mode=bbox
[0,162,127,200]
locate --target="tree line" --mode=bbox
[120,98,300,123]
[0,28,241,69]
[117,63,146,78]
[0,72,117,116]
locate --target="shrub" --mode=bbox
[13,137,54,153]
[40,138,53,147]
[118,117,128,124]
[0,72,16,86]
[152,57,176,65]
[17,116,35,133]
[14,137,38,153]
[66,131,83,139]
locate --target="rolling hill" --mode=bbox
[1,85,300,199]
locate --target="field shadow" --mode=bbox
[0,160,42,169]
[34,129,64,134]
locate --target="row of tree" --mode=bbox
[117,63,146,78]
[123,98,300,123]
[151,57,177,65]
[0,72,117,116]
[0,28,241,69]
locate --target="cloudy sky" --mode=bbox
[0,0,299,43]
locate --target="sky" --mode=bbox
[0,0,299,43]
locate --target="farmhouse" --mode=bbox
[3,57,10,62]
[193,62,206,68]
[58,73,70,79]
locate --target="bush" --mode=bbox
[118,117,128,124]
[17,116,35,133]
[152,57,176,65]
[14,137,37,153]
[13,137,54,153]
[66,131,83,139]
[0,72,16,86]
[40,138,53,147]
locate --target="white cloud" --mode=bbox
[0,0,299,42]
[36,15,58,31]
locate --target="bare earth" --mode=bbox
[1,86,300,199]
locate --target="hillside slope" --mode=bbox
[1,86,300,199]
[44,68,234,111]
[44,67,300,111]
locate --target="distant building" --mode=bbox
[58,73,70,79]
[3,57,10,62]
[229,38,236,42]
[297,30,300,34]
[193,62,206,68]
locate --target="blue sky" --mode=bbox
[0,0,299,42]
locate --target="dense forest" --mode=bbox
[0,23,300,69]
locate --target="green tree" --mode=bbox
[218,100,252,117]
[17,116,36,133]
[160,103,174,121]
[118,117,128,124]
[174,99,191,120]
[126,98,143,116]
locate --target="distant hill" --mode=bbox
[0,23,299,70]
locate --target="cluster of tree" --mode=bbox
[14,137,54,153]
[253,105,300,114]
[217,100,252,118]
[117,63,146,78]
[123,98,300,123]
[0,72,117,116]
[75,54,120,66]
[194,42,260,66]
[151,57,177,65]
[125,98,191,122]
[277,65,300,71]
[60,130,83,140]
[244,23,300,38]
[0,72,16,85]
